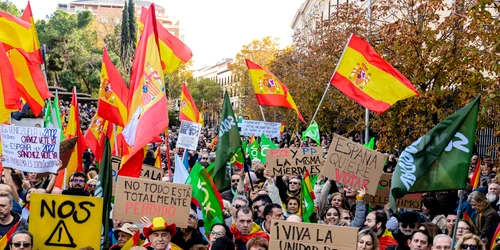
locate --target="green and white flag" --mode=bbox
[302,121,320,145]
[213,91,242,190]
[248,140,260,162]
[258,133,278,163]
[390,95,480,211]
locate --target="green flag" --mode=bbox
[259,133,278,163]
[213,91,242,190]
[302,121,320,145]
[95,138,112,249]
[364,137,375,149]
[390,95,480,211]
[185,162,224,233]
[44,91,64,139]
[301,171,315,223]
[248,140,260,162]
[43,99,53,128]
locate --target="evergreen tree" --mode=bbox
[120,1,129,68]
[128,0,136,52]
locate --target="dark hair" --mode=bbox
[422,196,441,219]
[374,210,388,232]
[71,172,87,181]
[209,223,232,238]
[286,196,301,206]
[9,230,33,246]
[410,229,431,245]
[252,194,272,205]
[322,205,341,221]
[211,237,235,250]
[235,206,252,218]
[419,222,443,241]
[263,204,282,219]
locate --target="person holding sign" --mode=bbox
[141,216,182,250]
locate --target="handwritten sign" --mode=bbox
[321,134,386,196]
[176,120,201,150]
[270,220,358,250]
[29,193,103,249]
[266,147,323,176]
[114,176,192,227]
[238,119,283,141]
[111,157,163,196]
[0,125,61,173]
[365,173,422,209]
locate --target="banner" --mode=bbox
[365,174,422,209]
[269,220,358,250]
[321,134,386,196]
[111,157,163,194]
[1,125,61,173]
[176,120,202,150]
[238,119,283,141]
[114,176,192,227]
[29,193,103,249]
[266,147,323,176]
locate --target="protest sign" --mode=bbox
[114,176,192,227]
[0,125,61,173]
[266,147,323,176]
[365,173,422,209]
[269,220,358,250]
[176,120,202,150]
[238,119,283,141]
[321,134,386,196]
[140,163,163,181]
[112,156,121,195]
[29,193,103,249]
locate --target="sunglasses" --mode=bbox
[401,223,415,228]
[233,204,243,209]
[189,214,197,219]
[11,242,32,247]
[231,179,240,183]
[88,184,96,188]
[461,244,477,250]
[202,158,208,160]
[252,204,266,210]
[290,182,300,185]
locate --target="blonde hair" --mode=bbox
[358,229,379,250]
[467,191,490,209]
[454,234,485,250]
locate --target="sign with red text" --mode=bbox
[114,176,192,227]
[365,173,422,209]
[1,125,61,173]
[269,220,358,250]
[321,134,386,196]
[266,147,323,176]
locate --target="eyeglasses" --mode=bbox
[88,184,96,188]
[290,182,300,185]
[457,227,470,231]
[401,223,415,228]
[72,179,85,183]
[461,244,477,250]
[189,214,197,219]
[342,216,350,220]
[231,179,240,183]
[233,204,242,209]
[252,204,266,210]
[11,242,32,247]
[210,231,225,237]
[202,158,208,160]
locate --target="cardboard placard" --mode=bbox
[114,176,192,227]
[321,134,387,196]
[365,173,422,209]
[176,120,202,150]
[269,220,358,250]
[238,119,283,141]
[266,147,323,176]
[0,125,61,173]
[29,193,103,249]
[111,156,121,195]
[140,163,163,181]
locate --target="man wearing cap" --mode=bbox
[142,217,182,250]
[110,223,140,250]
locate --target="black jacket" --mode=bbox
[171,228,208,250]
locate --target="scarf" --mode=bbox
[230,222,270,243]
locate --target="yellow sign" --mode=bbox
[29,194,103,250]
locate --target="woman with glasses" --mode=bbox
[456,220,474,240]
[454,233,486,250]
[207,223,231,250]
[86,179,97,196]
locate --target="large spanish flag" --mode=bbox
[0,44,21,124]
[65,87,86,180]
[180,83,203,126]
[139,6,192,74]
[329,34,418,114]
[119,4,169,177]
[97,47,129,127]
[245,59,305,123]
[0,11,34,56]
[20,2,43,64]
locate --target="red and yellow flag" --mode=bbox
[245,59,305,123]
[180,82,203,126]
[121,230,141,249]
[491,223,500,250]
[0,44,21,123]
[97,47,129,127]
[0,221,20,249]
[19,2,43,64]
[84,115,112,161]
[119,4,169,177]
[329,34,419,114]
[470,158,481,188]
[304,170,316,200]
[65,87,86,181]
[0,11,34,56]
[139,7,192,74]
[154,147,161,168]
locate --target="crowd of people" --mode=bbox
[1,121,500,250]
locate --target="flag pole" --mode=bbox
[259,106,266,122]
[365,0,372,144]
[309,34,353,126]
[452,191,464,243]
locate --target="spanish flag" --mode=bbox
[20,2,43,64]
[154,147,161,168]
[65,87,86,180]
[245,59,305,123]
[180,83,203,126]
[0,221,20,249]
[0,11,34,56]
[491,223,500,250]
[121,230,141,249]
[470,158,481,188]
[0,44,21,124]
[330,34,419,114]
[120,4,169,177]
[139,6,192,74]
[84,115,112,161]
[97,47,129,127]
